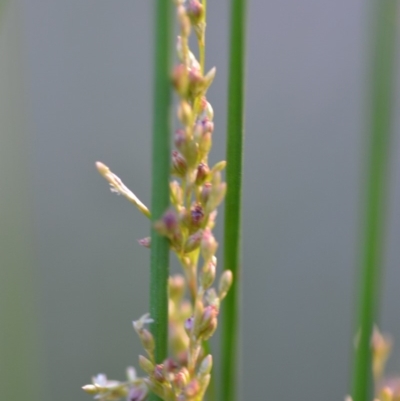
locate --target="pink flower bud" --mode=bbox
[172,150,187,177]
[184,230,203,253]
[186,0,204,24]
[185,379,200,398]
[195,163,210,185]
[154,364,165,382]
[138,237,151,248]
[191,204,204,228]
[174,129,187,151]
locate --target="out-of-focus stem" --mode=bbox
[351,1,398,401]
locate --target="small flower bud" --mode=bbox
[211,160,226,173]
[170,180,183,206]
[201,256,216,289]
[138,237,151,248]
[172,150,188,177]
[205,288,220,310]
[200,182,212,205]
[154,364,165,382]
[201,229,218,262]
[219,270,233,300]
[178,100,192,126]
[163,358,179,374]
[169,275,186,301]
[174,368,190,389]
[198,131,212,160]
[172,64,189,97]
[198,355,213,376]
[206,172,226,213]
[195,163,210,185]
[138,329,155,357]
[205,101,214,121]
[128,385,147,401]
[188,67,204,95]
[199,305,218,333]
[154,209,179,237]
[185,379,200,398]
[82,385,97,395]
[184,316,194,334]
[191,204,204,228]
[186,0,204,25]
[200,317,217,340]
[202,119,214,134]
[174,129,187,151]
[203,67,216,92]
[177,7,191,37]
[139,355,154,375]
[184,230,203,253]
[193,300,205,336]
[184,140,199,168]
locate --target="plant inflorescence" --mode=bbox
[82,1,232,400]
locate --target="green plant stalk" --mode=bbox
[351,1,398,401]
[221,0,247,401]
[149,1,172,400]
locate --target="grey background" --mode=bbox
[1,1,400,401]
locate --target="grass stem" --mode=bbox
[149,1,172,400]
[220,1,247,401]
[351,1,398,400]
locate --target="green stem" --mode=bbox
[220,1,247,401]
[149,1,172,401]
[351,1,398,401]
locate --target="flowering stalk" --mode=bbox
[83,1,232,400]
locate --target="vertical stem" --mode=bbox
[221,1,247,401]
[351,1,398,401]
[150,1,172,400]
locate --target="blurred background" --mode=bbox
[1,1,400,400]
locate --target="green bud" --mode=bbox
[201,229,218,262]
[193,300,204,336]
[211,160,226,173]
[200,256,217,289]
[178,100,192,126]
[170,180,183,206]
[139,355,154,375]
[139,329,155,357]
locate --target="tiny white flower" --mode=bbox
[132,313,154,332]
[126,367,137,382]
